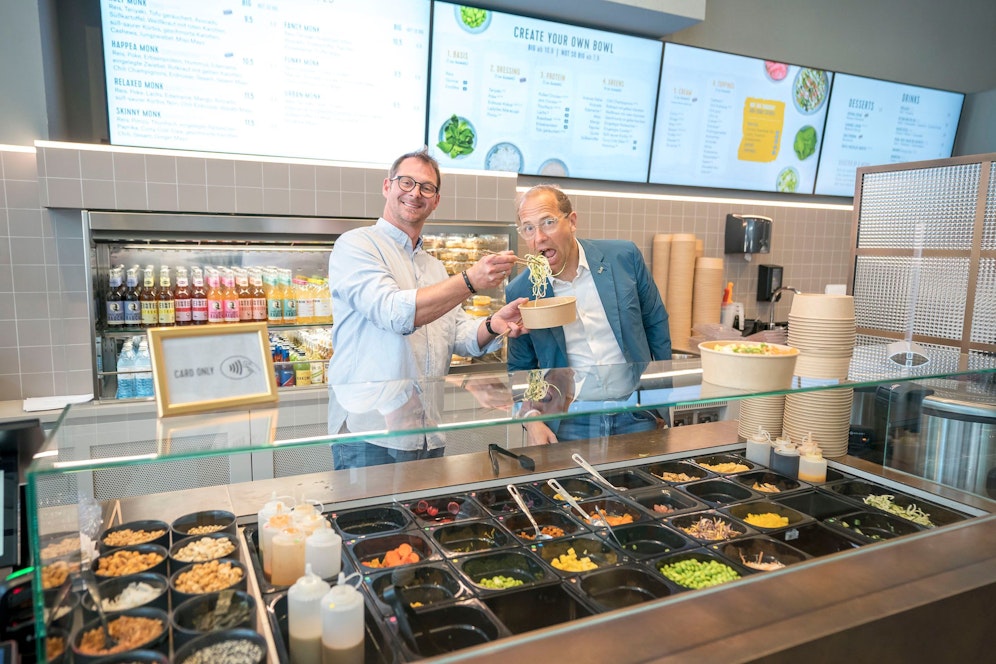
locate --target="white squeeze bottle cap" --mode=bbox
[305,527,342,580]
[288,564,331,664]
[744,426,773,465]
[258,492,294,541]
[321,573,365,651]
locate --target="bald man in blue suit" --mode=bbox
[506,184,671,444]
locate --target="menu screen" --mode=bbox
[650,44,833,194]
[100,0,431,164]
[814,74,964,196]
[428,2,662,182]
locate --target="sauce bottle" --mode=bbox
[771,442,800,479]
[797,437,828,483]
[157,265,175,327]
[305,528,342,580]
[744,427,773,466]
[321,573,364,664]
[174,266,192,325]
[262,512,293,580]
[289,564,331,664]
[270,525,307,586]
[140,265,158,328]
[190,266,209,325]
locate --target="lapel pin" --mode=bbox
[598,266,605,274]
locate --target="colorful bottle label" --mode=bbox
[141,301,158,327]
[106,301,124,326]
[175,298,192,323]
[124,301,142,326]
[158,301,175,325]
[252,297,267,321]
[239,296,253,321]
[208,299,225,324]
[191,297,208,322]
[267,298,283,322]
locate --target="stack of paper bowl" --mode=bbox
[737,395,785,439]
[782,387,853,458]
[788,294,856,380]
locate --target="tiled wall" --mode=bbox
[0,142,853,401]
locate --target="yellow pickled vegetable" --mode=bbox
[743,512,789,528]
[550,547,598,572]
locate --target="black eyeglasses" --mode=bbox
[390,175,439,197]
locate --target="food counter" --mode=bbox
[26,349,996,662]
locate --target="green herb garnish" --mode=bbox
[437,114,475,158]
[460,6,487,29]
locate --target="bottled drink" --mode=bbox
[222,269,241,323]
[105,266,125,327]
[206,269,225,325]
[295,277,314,324]
[157,265,175,327]
[236,269,253,321]
[190,266,208,325]
[281,269,297,324]
[140,265,158,328]
[123,266,142,327]
[135,337,154,398]
[114,339,136,399]
[313,277,333,324]
[249,268,267,321]
[174,266,192,325]
[264,268,283,323]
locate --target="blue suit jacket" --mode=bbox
[505,239,671,372]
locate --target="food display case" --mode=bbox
[26,348,996,663]
[87,212,516,401]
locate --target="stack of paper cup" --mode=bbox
[666,234,697,351]
[652,234,671,302]
[692,257,724,326]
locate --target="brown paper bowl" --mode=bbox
[698,341,798,391]
[520,296,577,329]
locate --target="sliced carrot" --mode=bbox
[397,543,413,557]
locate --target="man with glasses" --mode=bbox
[326,148,527,469]
[506,184,671,444]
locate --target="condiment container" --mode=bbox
[771,435,792,466]
[288,565,331,664]
[295,511,331,538]
[744,428,773,466]
[291,499,323,524]
[321,573,365,664]
[257,492,294,537]
[261,513,293,579]
[305,527,342,580]
[798,447,828,483]
[771,444,800,479]
[270,526,307,587]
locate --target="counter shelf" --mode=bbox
[25,353,996,662]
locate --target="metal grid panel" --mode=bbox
[985,162,996,250]
[857,164,980,249]
[853,256,968,339]
[971,258,996,345]
[90,434,233,501]
[850,341,964,380]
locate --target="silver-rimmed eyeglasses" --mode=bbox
[390,175,439,197]
[518,213,566,238]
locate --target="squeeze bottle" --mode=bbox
[271,525,307,587]
[289,564,331,664]
[797,439,828,483]
[744,427,773,466]
[305,527,342,580]
[321,573,365,664]
[771,443,800,479]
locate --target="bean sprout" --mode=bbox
[524,253,552,299]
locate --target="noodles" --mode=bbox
[524,253,552,299]
[522,369,558,402]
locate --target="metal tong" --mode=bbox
[489,443,536,473]
[507,484,551,540]
[81,568,117,651]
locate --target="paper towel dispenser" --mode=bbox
[725,214,771,259]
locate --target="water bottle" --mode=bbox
[135,337,154,397]
[115,339,136,399]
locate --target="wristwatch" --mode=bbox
[484,315,498,336]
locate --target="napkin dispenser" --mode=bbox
[725,214,771,261]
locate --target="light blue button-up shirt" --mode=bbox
[326,219,501,450]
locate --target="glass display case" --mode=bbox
[87,212,516,401]
[24,346,996,662]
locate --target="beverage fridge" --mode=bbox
[85,211,517,402]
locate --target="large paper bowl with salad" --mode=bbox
[698,341,798,391]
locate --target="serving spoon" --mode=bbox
[546,478,606,527]
[81,568,117,651]
[507,484,551,540]
[571,453,624,491]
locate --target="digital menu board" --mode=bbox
[814,74,964,197]
[100,0,431,164]
[428,2,662,182]
[649,44,833,194]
